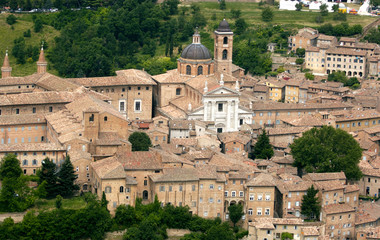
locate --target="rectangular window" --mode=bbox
[179,185,183,192]
[119,100,125,111]
[265,194,271,201]
[209,184,214,189]
[218,103,223,112]
[239,191,244,197]
[160,186,165,192]
[135,100,141,111]
[249,194,254,201]
[49,106,53,112]
[258,194,263,201]
[265,208,270,215]
[16,108,20,114]
[225,191,228,197]
[192,185,196,191]
[257,208,262,215]
[231,191,236,197]
[32,107,36,113]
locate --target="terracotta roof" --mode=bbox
[34,73,80,91]
[253,84,268,92]
[356,202,380,225]
[344,184,359,193]
[340,37,356,43]
[251,101,351,111]
[91,157,127,180]
[37,48,47,63]
[280,115,325,127]
[217,132,251,144]
[246,173,276,187]
[301,226,320,236]
[332,109,380,122]
[314,180,345,192]
[0,143,65,152]
[150,168,199,182]
[267,126,311,136]
[305,172,346,182]
[326,47,366,57]
[0,114,46,126]
[2,52,10,68]
[68,69,156,87]
[158,105,187,120]
[318,34,336,41]
[323,203,355,215]
[117,151,163,170]
[285,180,312,192]
[0,91,76,106]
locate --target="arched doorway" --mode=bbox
[143,190,148,200]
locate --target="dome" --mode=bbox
[216,19,231,32]
[181,43,211,60]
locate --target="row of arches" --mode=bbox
[326,70,363,77]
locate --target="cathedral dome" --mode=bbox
[216,19,231,32]
[181,44,211,60]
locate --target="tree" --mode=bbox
[219,0,226,10]
[55,195,63,209]
[296,58,304,65]
[6,15,17,25]
[57,155,79,197]
[320,4,328,16]
[235,18,247,35]
[251,130,274,159]
[315,15,324,24]
[281,232,294,240]
[305,72,314,80]
[295,2,302,11]
[332,4,339,12]
[204,223,234,240]
[333,12,347,21]
[37,158,59,199]
[261,7,274,22]
[101,191,108,209]
[301,185,321,220]
[327,71,347,84]
[371,0,380,7]
[34,18,44,33]
[0,154,34,212]
[231,9,241,19]
[128,132,152,151]
[228,204,244,227]
[296,48,305,58]
[290,126,362,180]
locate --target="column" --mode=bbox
[204,101,208,121]
[211,101,216,121]
[234,100,239,130]
[226,101,231,131]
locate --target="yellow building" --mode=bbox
[265,81,284,102]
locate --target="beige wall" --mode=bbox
[0,103,65,116]
[359,175,380,197]
[246,186,276,222]
[336,117,380,132]
[0,123,47,145]
[322,210,355,239]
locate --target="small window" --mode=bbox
[218,103,223,112]
[176,88,181,95]
[135,100,141,111]
[222,50,228,60]
[32,107,36,114]
[197,66,203,75]
[16,109,20,114]
[49,106,53,112]
[104,116,108,122]
[120,186,124,193]
[105,186,112,193]
[186,65,191,75]
[223,37,228,44]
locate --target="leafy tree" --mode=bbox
[251,130,274,159]
[230,9,241,19]
[281,232,294,240]
[296,58,304,65]
[296,48,305,58]
[101,191,108,209]
[290,126,362,180]
[320,4,328,16]
[34,18,44,33]
[333,12,347,21]
[235,18,247,35]
[305,73,314,80]
[219,0,226,10]
[332,4,339,12]
[55,195,63,209]
[204,223,234,240]
[345,77,360,89]
[295,2,302,11]
[6,15,17,25]
[371,0,380,7]
[128,132,152,151]
[228,204,244,227]
[12,37,26,64]
[35,180,47,198]
[301,185,321,220]
[23,29,31,38]
[37,158,59,198]
[262,7,274,22]
[57,155,79,197]
[328,71,347,84]
[115,204,138,227]
[0,154,34,212]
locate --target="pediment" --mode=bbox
[205,86,239,96]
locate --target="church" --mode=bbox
[153,19,253,133]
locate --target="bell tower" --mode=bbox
[1,50,12,78]
[214,19,233,75]
[37,44,47,74]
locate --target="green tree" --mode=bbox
[251,130,274,159]
[281,232,294,240]
[235,18,247,35]
[37,158,59,199]
[305,73,315,80]
[115,204,137,227]
[371,0,380,7]
[219,0,226,10]
[228,204,244,227]
[0,154,34,212]
[34,18,44,33]
[290,126,362,180]
[332,4,339,12]
[12,37,26,64]
[6,15,17,25]
[301,185,321,220]
[55,195,63,209]
[57,155,79,197]
[204,223,234,240]
[345,77,360,89]
[261,7,274,22]
[327,71,347,84]
[128,132,152,151]
[296,48,305,58]
[101,191,108,209]
[230,9,241,19]
[295,2,302,11]
[320,4,328,16]
[315,15,324,24]
[333,12,347,21]
[296,58,304,65]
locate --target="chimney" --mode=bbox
[1,50,12,78]
[37,45,47,74]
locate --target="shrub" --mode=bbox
[262,7,274,22]
[6,15,17,25]
[23,29,31,37]
[315,15,324,23]
[296,58,304,65]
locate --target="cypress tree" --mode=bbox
[37,158,59,199]
[57,155,79,197]
[301,185,321,220]
[251,130,274,159]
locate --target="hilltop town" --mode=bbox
[1,14,380,239]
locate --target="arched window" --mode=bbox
[23,160,28,166]
[32,159,37,166]
[222,50,228,60]
[83,184,88,191]
[143,190,148,200]
[197,66,203,75]
[223,37,228,45]
[176,88,181,95]
[186,65,191,75]
[105,186,112,193]
[208,66,210,75]
[120,186,124,193]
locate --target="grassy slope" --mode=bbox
[0,13,59,77]
[31,196,87,212]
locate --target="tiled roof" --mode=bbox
[91,157,126,179]
[0,143,65,152]
[332,109,380,122]
[150,168,199,182]
[117,151,163,170]
[344,184,359,193]
[267,126,311,136]
[285,180,312,192]
[251,101,351,111]
[217,131,251,144]
[67,69,156,86]
[305,172,346,182]
[158,105,187,120]
[0,91,76,106]
[0,114,46,126]
[314,180,345,192]
[280,115,325,127]
[323,203,355,215]
[246,173,276,187]
[301,226,320,236]
[327,47,366,57]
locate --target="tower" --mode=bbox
[37,46,47,74]
[1,50,12,78]
[214,19,233,75]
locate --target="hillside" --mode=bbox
[0,13,59,76]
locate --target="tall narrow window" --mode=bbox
[119,101,125,111]
[176,88,181,95]
[223,37,228,45]
[135,100,141,111]
[222,50,228,60]
[197,66,203,75]
[186,65,191,75]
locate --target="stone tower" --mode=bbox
[214,19,233,75]
[37,47,47,74]
[1,50,12,78]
